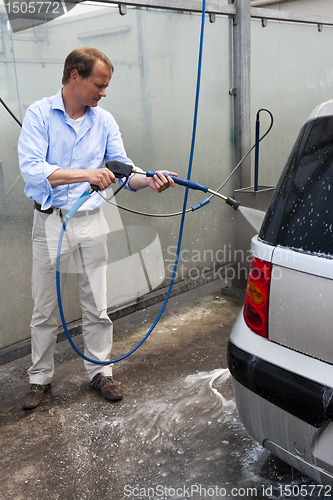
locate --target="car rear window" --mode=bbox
[259,116,333,257]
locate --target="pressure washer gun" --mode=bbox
[64,160,240,220]
[104,161,241,211]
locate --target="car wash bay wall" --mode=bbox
[0,1,333,358]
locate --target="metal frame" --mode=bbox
[251,7,333,27]
[84,0,333,26]
[81,0,236,15]
[3,1,333,27]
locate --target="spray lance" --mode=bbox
[64,160,240,222]
[145,169,240,211]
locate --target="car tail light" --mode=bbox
[243,257,272,338]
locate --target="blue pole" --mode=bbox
[254,114,260,192]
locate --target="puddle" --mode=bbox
[50,368,264,499]
[123,368,235,444]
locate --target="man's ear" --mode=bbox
[70,68,79,83]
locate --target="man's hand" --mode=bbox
[129,170,178,192]
[86,168,116,191]
[48,167,116,190]
[147,170,178,193]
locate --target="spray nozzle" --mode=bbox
[226,197,240,211]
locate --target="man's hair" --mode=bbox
[62,47,114,85]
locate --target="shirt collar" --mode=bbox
[51,88,96,121]
[51,88,66,112]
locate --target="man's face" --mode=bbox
[74,59,112,108]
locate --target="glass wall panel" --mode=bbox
[251,19,333,188]
[0,4,233,349]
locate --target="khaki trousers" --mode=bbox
[29,208,113,384]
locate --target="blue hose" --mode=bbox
[56,0,207,364]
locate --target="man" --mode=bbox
[18,47,176,409]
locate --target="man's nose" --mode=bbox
[99,88,107,97]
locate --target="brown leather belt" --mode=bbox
[34,201,100,217]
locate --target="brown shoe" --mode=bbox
[22,383,51,410]
[90,373,123,401]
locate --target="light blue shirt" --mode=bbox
[18,89,139,211]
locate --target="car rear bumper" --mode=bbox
[227,340,333,428]
[228,339,333,484]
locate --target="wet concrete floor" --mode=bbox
[0,281,327,499]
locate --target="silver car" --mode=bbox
[228,100,333,486]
